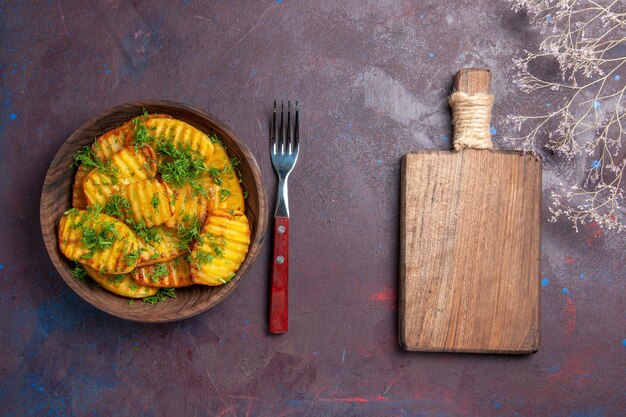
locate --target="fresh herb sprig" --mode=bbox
[151,263,168,283]
[143,288,176,304]
[176,215,202,250]
[71,263,87,281]
[104,194,131,218]
[125,219,162,244]
[80,222,119,259]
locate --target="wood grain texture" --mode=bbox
[399,150,542,353]
[40,100,268,323]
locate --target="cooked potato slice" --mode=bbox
[130,117,214,162]
[207,140,230,170]
[58,210,139,274]
[72,165,91,209]
[83,146,157,206]
[205,170,245,211]
[132,225,186,266]
[84,267,158,298]
[132,257,193,288]
[120,179,172,227]
[189,210,250,286]
[164,183,210,229]
[93,114,172,162]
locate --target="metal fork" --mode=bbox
[269,100,299,334]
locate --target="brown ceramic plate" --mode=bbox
[40,100,268,322]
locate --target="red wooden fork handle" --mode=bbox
[269,217,289,334]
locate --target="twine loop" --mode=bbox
[448,92,494,151]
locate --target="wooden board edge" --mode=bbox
[401,346,540,355]
[398,154,410,350]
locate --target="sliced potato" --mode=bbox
[72,165,91,209]
[207,140,231,170]
[134,225,186,266]
[58,210,139,274]
[121,179,172,227]
[205,170,245,212]
[94,114,172,162]
[164,183,210,229]
[131,117,214,162]
[84,266,158,298]
[83,146,157,206]
[189,210,251,286]
[132,257,193,288]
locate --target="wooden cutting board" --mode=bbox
[399,68,541,354]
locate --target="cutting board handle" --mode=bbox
[449,68,494,151]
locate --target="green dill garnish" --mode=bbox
[71,263,87,281]
[71,145,101,170]
[104,194,131,218]
[176,215,202,250]
[151,263,168,282]
[223,156,240,174]
[208,167,223,186]
[129,283,138,291]
[209,134,223,144]
[151,193,160,210]
[156,141,209,196]
[243,190,249,199]
[191,249,214,266]
[132,116,155,149]
[113,275,125,285]
[124,248,142,265]
[64,208,80,216]
[125,219,162,244]
[219,188,232,202]
[71,145,118,181]
[128,299,135,305]
[142,288,176,304]
[80,222,119,259]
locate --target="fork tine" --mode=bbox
[294,101,299,153]
[286,100,292,154]
[278,101,284,154]
[271,100,277,153]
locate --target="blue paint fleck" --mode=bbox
[251,67,257,77]
[615,75,621,81]
[562,288,569,295]
[341,348,346,364]
[244,319,249,326]
[9,113,17,120]
[593,100,601,110]
[546,15,553,22]
[419,14,424,20]
[441,134,449,142]
[0,263,4,270]
[622,339,626,347]
[494,401,501,409]
[541,243,545,251]
[541,277,549,287]
[591,160,601,170]
[104,65,110,75]
[579,273,585,279]
[428,52,435,60]
[376,159,383,165]
[276,0,283,3]
[490,126,497,135]
[546,102,552,108]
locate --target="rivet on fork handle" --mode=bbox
[269,100,299,334]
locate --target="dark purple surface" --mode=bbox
[1,1,624,416]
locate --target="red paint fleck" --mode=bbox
[546,350,594,387]
[564,297,577,337]
[565,256,577,264]
[369,288,395,301]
